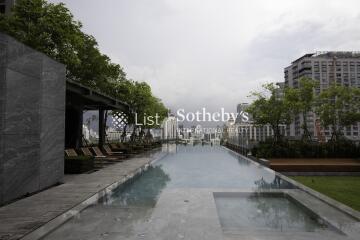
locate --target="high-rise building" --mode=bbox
[0,0,15,15]
[161,114,178,140]
[284,52,360,141]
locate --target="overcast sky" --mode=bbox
[50,0,360,115]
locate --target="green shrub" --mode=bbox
[64,155,94,174]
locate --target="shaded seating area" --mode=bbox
[64,140,162,173]
[64,80,129,173]
[65,79,129,149]
[64,80,163,174]
[64,147,123,173]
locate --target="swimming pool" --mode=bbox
[43,144,350,240]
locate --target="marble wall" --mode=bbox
[0,33,66,205]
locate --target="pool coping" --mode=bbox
[223,146,360,221]
[18,149,168,240]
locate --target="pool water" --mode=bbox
[101,144,293,207]
[214,193,327,233]
[44,144,336,240]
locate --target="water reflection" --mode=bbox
[44,166,171,240]
[102,165,171,207]
[162,143,178,153]
[255,176,295,189]
[215,193,328,232]
[150,145,295,190]
[248,195,326,232]
[227,151,251,166]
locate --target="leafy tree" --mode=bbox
[125,81,167,128]
[0,0,125,94]
[247,83,292,143]
[145,96,168,128]
[315,84,360,141]
[112,81,168,141]
[284,77,318,141]
[0,0,168,134]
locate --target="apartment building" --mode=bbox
[284,52,360,141]
[161,114,178,140]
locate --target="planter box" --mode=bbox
[64,156,94,174]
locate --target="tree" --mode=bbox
[0,0,125,95]
[247,83,292,143]
[315,84,360,141]
[127,82,167,128]
[0,0,169,132]
[284,77,318,141]
[112,81,168,138]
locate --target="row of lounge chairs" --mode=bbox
[64,142,161,170]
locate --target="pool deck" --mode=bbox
[44,188,360,240]
[0,148,166,240]
[1,146,360,240]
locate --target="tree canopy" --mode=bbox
[315,84,360,141]
[0,0,168,125]
[248,80,360,143]
[247,83,292,143]
[284,77,318,140]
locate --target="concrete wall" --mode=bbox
[0,33,66,205]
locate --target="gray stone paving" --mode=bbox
[0,149,166,240]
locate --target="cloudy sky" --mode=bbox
[50,0,360,115]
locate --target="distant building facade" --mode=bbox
[161,114,178,140]
[284,52,360,141]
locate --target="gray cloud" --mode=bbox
[49,0,360,125]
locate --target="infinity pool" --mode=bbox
[96,144,293,207]
[44,144,344,240]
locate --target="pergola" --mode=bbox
[65,79,130,148]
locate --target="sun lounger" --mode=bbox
[103,145,128,159]
[65,149,78,157]
[80,147,113,168]
[116,143,139,154]
[92,146,125,161]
